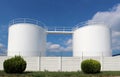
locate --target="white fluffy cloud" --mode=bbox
[49,44,60,49]
[47,39,72,52]
[0,43,7,55]
[65,39,72,45]
[87,4,120,31]
[0,43,4,48]
[87,4,120,51]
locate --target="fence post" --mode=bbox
[60,51,62,71]
[39,51,41,71]
[18,51,21,56]
[100,52,103,71]
[82,52,83,61]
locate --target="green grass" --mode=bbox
[0,71,120,77]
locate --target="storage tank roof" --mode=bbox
[73,21,110,31]
[9,18,46,29]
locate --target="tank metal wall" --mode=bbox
[8,23,46,56]
[73,25,112,57]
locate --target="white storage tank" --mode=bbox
[8,19,46,56]
[73,24,112,57]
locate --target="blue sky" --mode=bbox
[0,0,120,56]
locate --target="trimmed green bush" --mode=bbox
[3,56,26,73]
[81,59,101,74]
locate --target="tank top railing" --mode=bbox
[9,18,46,29]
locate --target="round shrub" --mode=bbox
[3,56,26,73]
[81,59,101,74]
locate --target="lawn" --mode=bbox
[0,71,120,77]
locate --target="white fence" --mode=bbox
[0,56,120,71]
